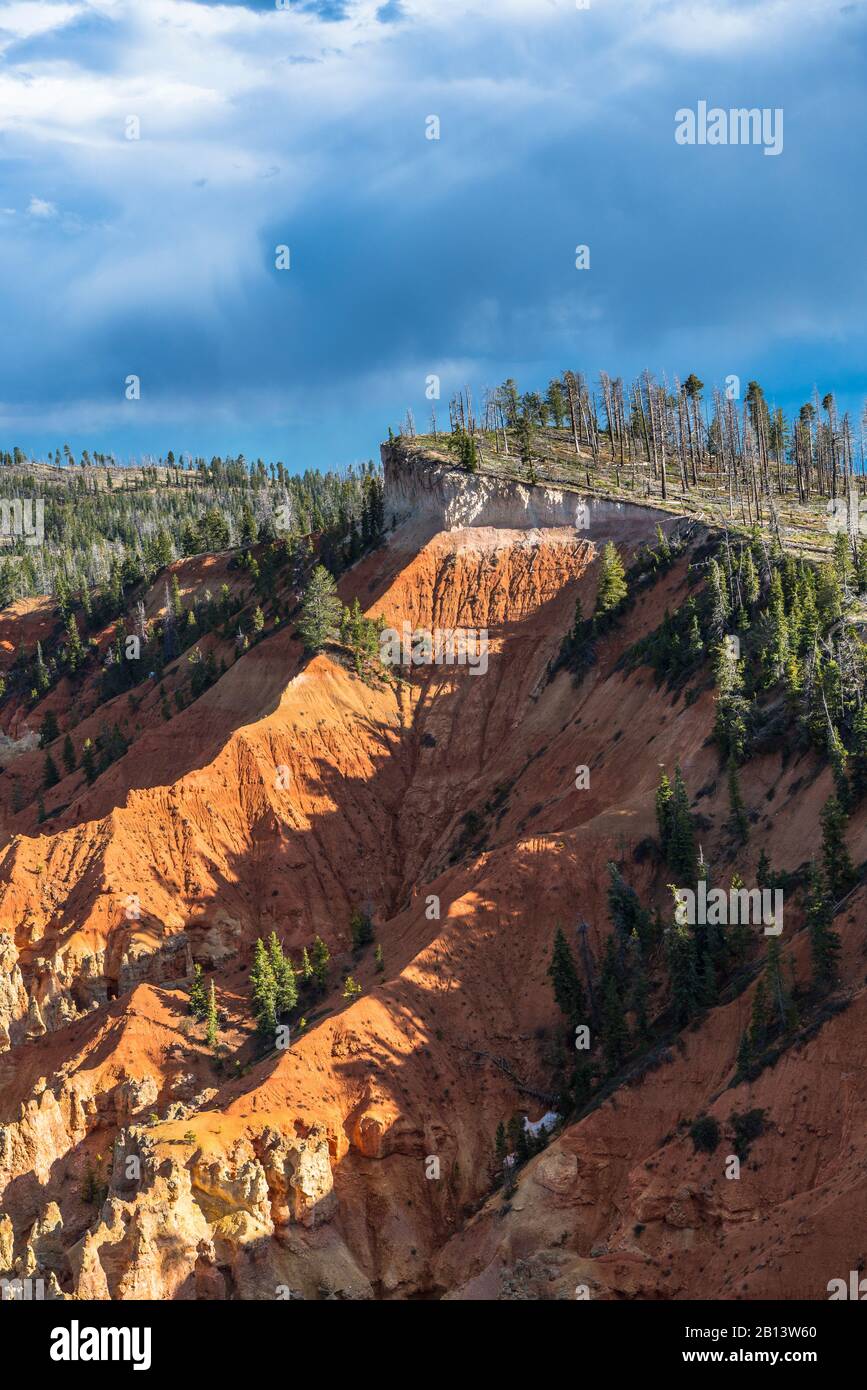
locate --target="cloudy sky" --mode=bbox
[1,0,866,471]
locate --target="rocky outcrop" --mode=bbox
[0,933,27,1051]
[382,439,669,539]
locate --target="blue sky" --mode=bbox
[1,0,867,472]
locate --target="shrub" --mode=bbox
[689,1114,721,1154]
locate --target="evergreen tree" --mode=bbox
[760,569,789,688]
[350,907,375,951]
[595,541,627,617]
[188,962,208,1020]
[806,863,840,991]
[742,548,760,607]
[342,974,362,999]
[734,1029,753,1081]
[655,768,673,846]
[849,704,867,802]
[249,937,277,1038]
[607,861,654,959]
[727,760,749,843]
[756,848,772,890]
[298,565,342,652]
[699,948,717,1008]
[267,931,298,1014]
[707,558,729,638]
[34,641,50,693]
[39,710,59,747]
[820,795,856,900]
[668,765,697,879]
[83,739,97,783]
[665,910,699,1028]
[374,943,384,973]
[827,724,850,807]
[626,930,650,1042]
[548,926,586,1029]
[43,753,60,789]
[62,734,76,775]
[65,613,85,673]
[494,1121,507,1174]
[311,935,331,992]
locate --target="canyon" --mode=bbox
[0,443,864,1302]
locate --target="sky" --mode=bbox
[1,0,867,473]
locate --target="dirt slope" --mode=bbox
[0,496,864,1301]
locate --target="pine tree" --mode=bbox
[311,935,331,992]
[827,724,850,807]
[267,931,298,1014]
[39,710,59,748]
[342,974,362,1000]
[761,569,789,687]
[548,927,586,1029]
[666,912,700,1028]
[707,558,729,638]
[699,948,717,1008]
[205,980,218,1048]
[65,613,85,673]
[727,760,749,843]
[820,795,856,901]
[850,704,867,803]
[249,937,277,1037]
[806,863,840,991]
[626,930,650,1042]
[300,946,313,984]
[607,862,654,953]
[374,943,384,973]
[742,548,760,607]
[728,873,752,963]
[43,753,60,789]
[188,963,208,1020]
[595,541,627,617]
[62,734,76,775]
[494,1121,507,1174]
[298,565,342,652]
[170,573,183,622]
[655,769,673,846]
[668,765,697,879]
[734,1029,753,1081]
[756,849,772,890]
[34,641,50,693]
[350,907,374,951]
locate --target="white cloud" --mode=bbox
[0,2,85,43]
[27,195,57,218]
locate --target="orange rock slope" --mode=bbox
[0,481,864,1301]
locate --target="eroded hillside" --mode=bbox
[0,450,864,1301]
